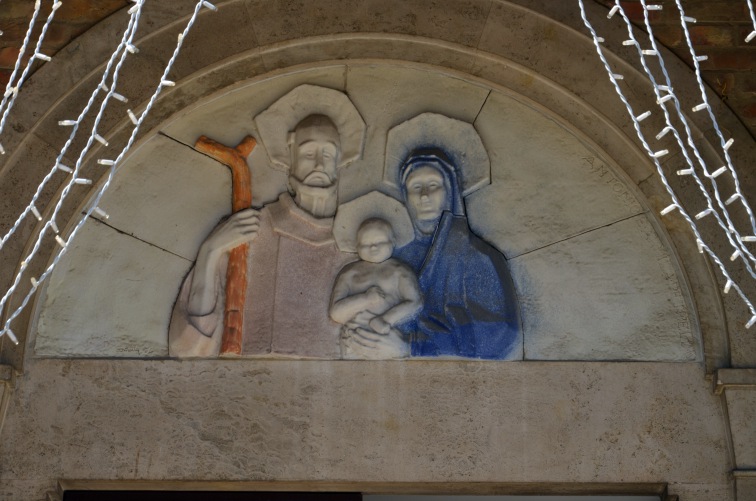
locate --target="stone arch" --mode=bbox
[1,0,743,369]
[0,2,752,499]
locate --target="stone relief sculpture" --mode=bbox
[169,86,365,358]
[380,113,522,360]
[392,150,520,359]
[169,89,521,360]
[330,192,421,359]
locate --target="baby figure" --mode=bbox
[330,218,422,359]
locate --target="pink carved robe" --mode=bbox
[169,193,353,358]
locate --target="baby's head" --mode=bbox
[356,218,395,263]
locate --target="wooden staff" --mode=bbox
[194,135,257,356]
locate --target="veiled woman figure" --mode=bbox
[393,149,521,359]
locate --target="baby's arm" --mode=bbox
[369,264,422,333]
[329,266,386,325]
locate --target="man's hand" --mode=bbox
[188,208,260,318]
[203,208,261,256]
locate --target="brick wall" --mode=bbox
[596,0,756,139]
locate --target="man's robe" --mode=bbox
[169,193,352,358]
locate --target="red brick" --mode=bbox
[52,0,130,23]
[676,1,750,23]
[593,1,665,23]
[736,25,756,46]
[699,49,756,70]
[38,22,89,52]
[0,47,21,69]
[733,72,756,94]
[0,2,36,19]
[0,18,39,44]
[688,25,735,47]
[617,1,665,23]
[652,25,683,47]
[0,70,10,87]
[738,101,756,119]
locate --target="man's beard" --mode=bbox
[289,177,338,218]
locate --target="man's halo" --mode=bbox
[254,84,366,172]
[383,112,490,197]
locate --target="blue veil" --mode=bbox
[393,149,522,360]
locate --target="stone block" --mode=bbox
[245,0,491,47]
[343,63,489,202]
[0,133,78,294]
[258,34,477,77]
[468,91,643,258]
[511,215,697,361]
[724,388,756,468]
[34,219,189,357]
[161,65,345,206]
[90,134,232,261]
[667,482,734,501]
[0,361,730,493]
[735,473,756,501]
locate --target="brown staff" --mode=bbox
[194,135,257,356]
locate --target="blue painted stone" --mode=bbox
[394,150,521,360]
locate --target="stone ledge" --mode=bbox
[714,368,756,395]
[57,479,670,496]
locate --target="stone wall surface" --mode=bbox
[0,360,733,500]
[0,0,753,500]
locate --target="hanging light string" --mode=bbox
[673,0,756,240]
[0,0,218,345]
[0,0,62,155]
[619,1,756,277]
[577,0,756,330]
[746,0,756,42]
[0,3,140,253]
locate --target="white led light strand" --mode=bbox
[746,0,756,42]
[0,0,217,344]
[0,0,63,151]
[0,4,142,253]
[577,0,756,329]
[619,0,756,277]
[674,0,756,238]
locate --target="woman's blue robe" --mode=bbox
[394,150,521,359]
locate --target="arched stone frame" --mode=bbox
[1,0,746,369]
[0,1,752,499]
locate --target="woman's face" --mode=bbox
[404,164,449,235]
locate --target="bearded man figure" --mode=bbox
[169,96,364,358]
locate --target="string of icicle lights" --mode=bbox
[0,0,220,344]
[578,0,756,329]
[0,0,61,155]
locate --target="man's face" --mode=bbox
[404,165,449,231]
[357,221,394,263]
[290,120,340,189]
